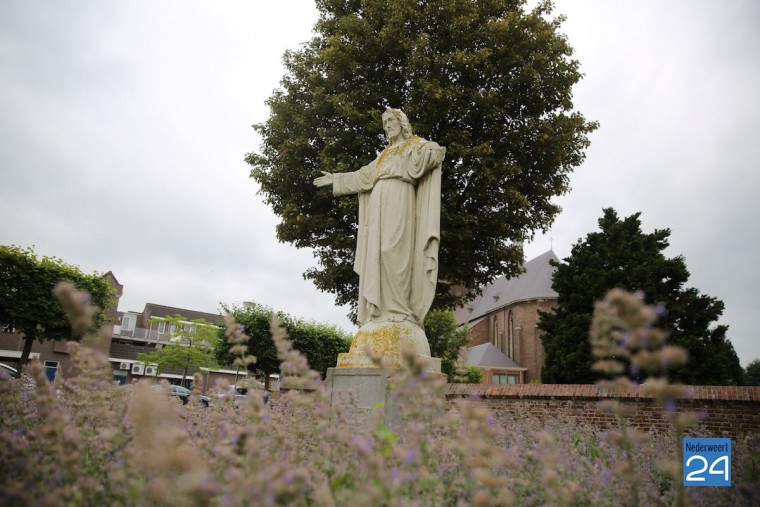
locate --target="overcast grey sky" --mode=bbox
[1,1,758,366]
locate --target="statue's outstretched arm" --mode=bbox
[313,171,334,188]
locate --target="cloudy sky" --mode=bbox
[1,1,758,366]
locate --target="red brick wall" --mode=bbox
[447,384,760,438]
[469,319,489,348]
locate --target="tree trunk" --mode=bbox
[17,335,34,378]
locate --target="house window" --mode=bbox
[507,374,519,385]
[157,321,166,334]
[122,314,136,332]
[492,373,508,384]
[112,370,127,386]
[44,361,59,382]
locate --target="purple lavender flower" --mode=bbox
[351,434,373,455]
[600,468,612,485]
[404,449,416,464]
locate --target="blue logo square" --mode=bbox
[683,438,731,487]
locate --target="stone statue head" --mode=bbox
[383,108,413,141]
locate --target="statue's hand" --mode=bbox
[313,171,334,187]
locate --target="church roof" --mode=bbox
[455,249,559,326]
[465,343,526,370]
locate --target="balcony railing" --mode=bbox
[113,325,171,343]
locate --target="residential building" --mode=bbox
[110,302,241,389]
[0,272,245,390]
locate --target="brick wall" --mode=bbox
[447,384,760,438]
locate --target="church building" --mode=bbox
[454,250,559,383]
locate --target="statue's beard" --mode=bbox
[385,126,401,141]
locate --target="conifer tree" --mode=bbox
[539,209,743,385]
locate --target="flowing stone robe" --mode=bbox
[331,135,444,327]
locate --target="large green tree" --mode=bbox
[215,302,351,381]
[248,0,597,320]
[0,245,115,376]
[138,315,220,386]
[424,309,470,381]
[745,359,760,386]
[539,209,743,385]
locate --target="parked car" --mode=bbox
[0,362,18,377]
[153,384,210,407]
[230,385,249,400]
[216,384,269,404]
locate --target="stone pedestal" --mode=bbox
[328,320,445,430]
[336,320,441,372]
[326,367,401,428]
[325,367,446,431]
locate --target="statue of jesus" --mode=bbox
[314,109,445,335]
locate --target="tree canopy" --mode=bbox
[0,245,115,375]
[215,302,351,380]
[138,315,220,385]
[539,209,744,385]
[745,359,760,386]
[248,0,597,320]
[424,309,470,381]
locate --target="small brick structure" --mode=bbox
[447,384,760,438]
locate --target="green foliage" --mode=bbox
[215,302,351,379]
[746,359,760,386]
[0,244,115,374]
[539,209,744,385]
[424,309,470,381]
[138,315,220,384]
[459,365,483,384]
[247,0,597,320]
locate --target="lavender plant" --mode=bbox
[0,284,757,506]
